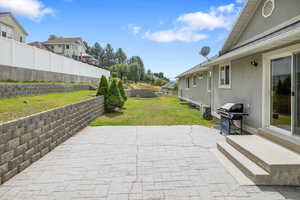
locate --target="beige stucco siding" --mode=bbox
[178,72,211,106]
[236,0,300,47]
[0,15,27,42]
[212,54,263,129]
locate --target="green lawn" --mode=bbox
[0,90,95,123]
[90,95,215,126]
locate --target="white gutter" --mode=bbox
[202,26,300,67]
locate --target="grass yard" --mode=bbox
[90,95,215,126]
[0,90,95,123]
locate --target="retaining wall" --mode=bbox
[0,65,100,83]
[126,89,157,98]
[0,84,92,99]
[0,96,105,184]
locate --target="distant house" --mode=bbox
[0,12,28,43]
[43,37,87,59]
[28,41,52,51]
[161,81,177,94]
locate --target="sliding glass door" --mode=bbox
[270,56,292,132]
[294,53,300,136]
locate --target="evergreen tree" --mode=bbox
[96,75,109,97]
[115,48,127,64]
[103,44,115,68]
[106,79,123,112]
[118,80,127,102]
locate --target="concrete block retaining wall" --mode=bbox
[0,84,92,99]
[126,89,157,98]
[0,96,105,184]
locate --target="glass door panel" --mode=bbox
[294,53,300,136]
[271,56,292,132]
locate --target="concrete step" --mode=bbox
[217,142,270,185]
[257,128,300,154]
[226,135,300,185]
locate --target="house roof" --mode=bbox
[0,12,28,36]
[28,41,53,51]
[221,0,263,54]
[44,37,83,45]
[176,55,218,78]
[162,81,177,89]
[202,20,300,67]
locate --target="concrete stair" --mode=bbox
[217,135,300,185]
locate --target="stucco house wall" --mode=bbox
[211,54,263,130]
[178,71,211,107]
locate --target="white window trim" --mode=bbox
[192,75,197,87]
[186,77,190,89]
[218,62,231,89]
[207,71,212,92]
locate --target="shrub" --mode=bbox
[96,75,109,97]
[118,81,127,102]
[106,79,123,112]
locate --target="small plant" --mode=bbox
[106,79,123,112]
[96,75,109,97]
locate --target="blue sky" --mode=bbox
[0,0,245,79]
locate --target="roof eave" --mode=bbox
[0,12,28,36]
[203,26,300,67]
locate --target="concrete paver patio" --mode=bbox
[0,126,299,200]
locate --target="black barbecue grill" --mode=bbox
[217,103,248,135]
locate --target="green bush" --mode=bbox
[106,79,123,112]
[118,81,127,102]
[96,75,109,97]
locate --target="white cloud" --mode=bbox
[217,3,235,13]
[0,0,54,20]
[145,3,238,43]
[128,24,142,35]
[145,29,207,43]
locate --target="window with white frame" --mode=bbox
[192,76,197,87]
[219,63,231,88]
[207,71,212,92]
[186,77,190,89]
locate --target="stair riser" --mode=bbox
[226,137,271,173]
[217,143,270,185]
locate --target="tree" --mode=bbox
[109,64,128,80]
[128,56,145,81]
[103,44,115,68]
[48,34,58,40]
[83,41,91,54]
[128,63,139,82]
[115,48,127,64]
[118,80,127,102]
[106,79,123,112]
[96,75,109,97]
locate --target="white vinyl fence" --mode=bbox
[0,37,110,79]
